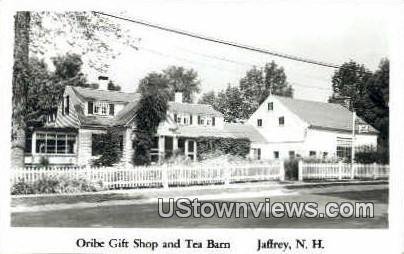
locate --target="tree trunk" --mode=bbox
[11,12,30,169]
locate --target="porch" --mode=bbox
[150,136,197,163]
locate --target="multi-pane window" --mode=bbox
[35,133,76,154]
[197,115,216,126]
[309,151,316,157]
[336,137,352,160]
[257,119,263,127]
[268,102,273,111]
[252,148,261,160]
[88,101,115,116]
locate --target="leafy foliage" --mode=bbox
[137,66,200,103]
[330,59,389,157]
[11,176,103,195]
[26,53,93,124]
[29,11,139,72]
[91,129,122,167]
[107,80,121,91]
[133,76,169,165]
[196,137,250,160]
[199,61,292,122]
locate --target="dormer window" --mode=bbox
[87,101,115,116]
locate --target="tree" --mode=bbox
[365,59,389,157]
[216,85,245,122]
[25,53,92,124]
[29,11,138,73]
[91,129,122,166]
[330,59,389,161]
[137,66,201,103]
[199,61,292,122]
[107,80,121,91]
[240,61,293,104]
[163,66,200,102]
[329,60,372,117]
[198,91,217,106]
[133,78,169,165]
[12,12,30,169]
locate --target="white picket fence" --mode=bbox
[299,161,389,181]
[12,161,284,190]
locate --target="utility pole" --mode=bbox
[351,110,356,165]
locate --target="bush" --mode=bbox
[11,179,34,195]
[91,129,122,167]
[355,145,389,164]
[39,156,50,167]
[284,159,299,180]
[11,176,104,195]
[197,137,250,160]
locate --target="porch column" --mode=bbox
[32,132,36,155]
[184,139,189,158]
[173,136,178,152]
[158,136,165,162]
[193,140,197,162]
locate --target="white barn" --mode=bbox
[247,95,378,160]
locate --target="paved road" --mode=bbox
[11,184,388,228]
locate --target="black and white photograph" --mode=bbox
[0,0,400,253]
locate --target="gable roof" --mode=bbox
[169,102,223,117]
[72,86,137,103]
[65,86,223,128]
[224,123,267,143]
[274,96,378,134]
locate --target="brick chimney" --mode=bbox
[98,75,109,90]
[175,92,183,103]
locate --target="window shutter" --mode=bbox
[212,117,215,126]
[88,101,93,114]
[174,113,177,122]
[198,115,201,125]
[65,96,70,115]
[61,98,65,116]
[190,115,193,125]
[109,104,115,116]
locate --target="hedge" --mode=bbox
[196,137,250,160]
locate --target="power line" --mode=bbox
[93,11,341,69]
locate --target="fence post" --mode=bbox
[351,163,355,180]
[338,161,343,180]
[298,160,303,181]
[161,165,169,189]
[224,167,231,185]
[279,160,285,181]
[373,162,377,180]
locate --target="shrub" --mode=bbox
[39,156,50,167]
[355,145,389,164]
[11,179,34,195]
[197,137,250,160]
[284,159,299,180]
[91,129,122,167]
[11,175,104,195]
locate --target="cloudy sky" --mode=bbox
[46,2,391,102]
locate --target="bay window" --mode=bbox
[35,132,76,154]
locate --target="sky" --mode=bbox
[41,2,390,102]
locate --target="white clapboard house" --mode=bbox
[24,78,378,166]
[247,95,378,160]
[24,77,264,166]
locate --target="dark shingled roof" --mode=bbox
[274,96,378,133]
[68,86,223,127]
[72,86,137,103]
[169,102,223,117]
[224,123,268,143]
